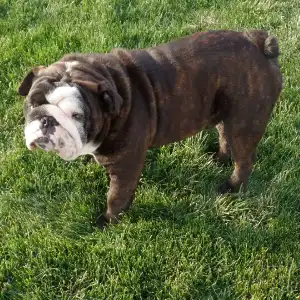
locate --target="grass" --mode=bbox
[1,0,300,298]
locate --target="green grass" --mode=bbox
[1,0,300,298]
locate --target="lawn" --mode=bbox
[1,0,300,298]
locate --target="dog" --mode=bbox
[18,30,283,225]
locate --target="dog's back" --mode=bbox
[117,30,282,146]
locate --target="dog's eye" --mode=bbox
[71,113,84,121]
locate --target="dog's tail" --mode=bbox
[263,35,280,58]
[245,30,280,59]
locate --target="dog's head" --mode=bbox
[18,59,123,160]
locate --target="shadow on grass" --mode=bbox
[30,128,299,231]
[0,3,10,19]
[12,124,299,253]
[2,128,299,297]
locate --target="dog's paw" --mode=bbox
[95,213,120,229]
[218,180,235,194]
[95,215,109,230]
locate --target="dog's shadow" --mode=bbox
[22,128,299,241]
[15,128,300,295]
[121,129,299,226]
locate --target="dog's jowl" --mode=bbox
[18,30,283,225]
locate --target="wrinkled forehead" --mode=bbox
[26,85,84,115]
[24,66,86,121]
[46,85,84,116]
[26,61,87,104]
[26,63,67,104]
[27,58,107,100]
[24,59,104,123]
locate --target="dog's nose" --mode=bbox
[40,116,55,128]
[40,117,48,129]
[39,116,58,133]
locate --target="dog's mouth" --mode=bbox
[29,136,59,153]
[25,118,76,159]
[25,119,54,150]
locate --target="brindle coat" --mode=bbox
[19,30,283,225]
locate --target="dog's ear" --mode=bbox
[73,79,123,118]
[18,66,45,96]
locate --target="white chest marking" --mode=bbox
[78,142,101,156]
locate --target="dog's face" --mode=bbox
[24,82,92,160]
[19,60,123,160]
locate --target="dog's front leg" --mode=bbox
[95,146,147,227]
[106,161,145,222]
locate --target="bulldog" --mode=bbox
[18,30,283,225]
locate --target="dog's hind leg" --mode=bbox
[215,121,232,165]
[218,126,264,194]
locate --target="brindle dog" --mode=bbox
[19,30,283,225]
